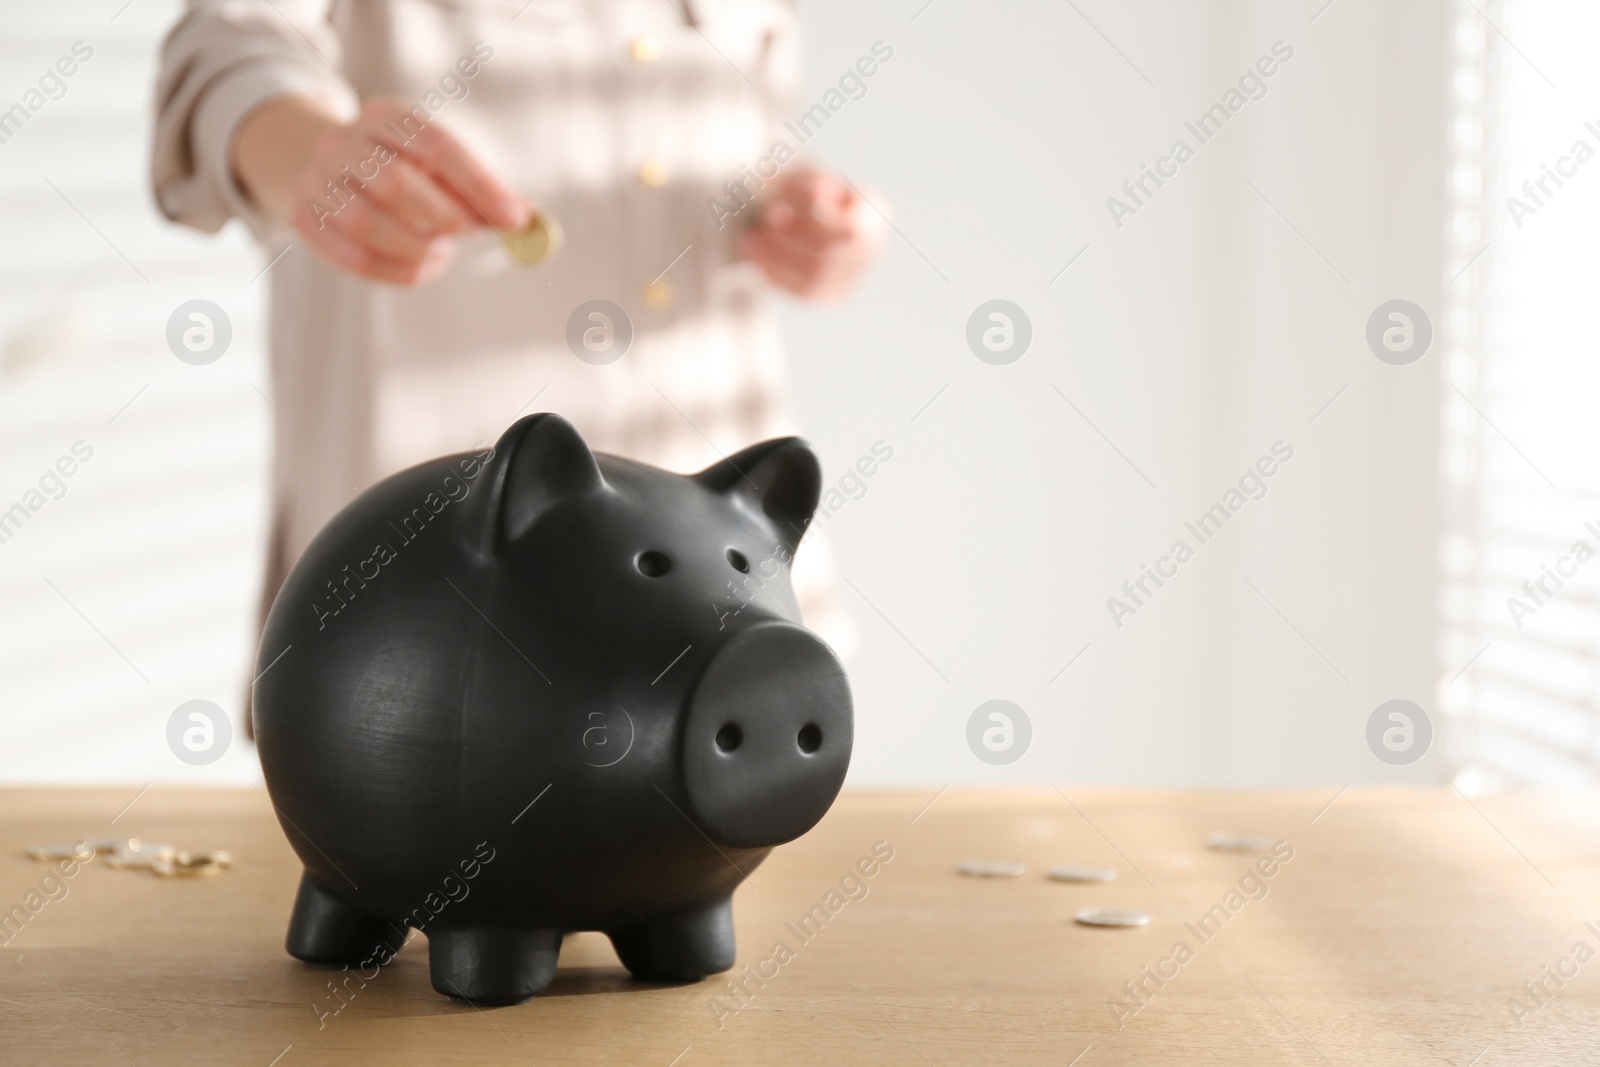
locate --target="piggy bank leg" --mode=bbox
[286,871,405,966]
[427,926,562,1005]
[608,897,735,983]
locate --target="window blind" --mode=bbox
[1442,0,1600,789]
[0,3,269,782]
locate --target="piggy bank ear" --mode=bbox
[476,413,606,554]
[695,437,822,549]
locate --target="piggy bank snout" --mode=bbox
[681,624,853,849]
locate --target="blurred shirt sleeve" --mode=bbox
[150,0,358,239]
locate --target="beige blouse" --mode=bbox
[151,0,851,650]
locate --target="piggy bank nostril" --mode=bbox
[681,624,852,848]
[726,548,749,573]
[636,550,672,577]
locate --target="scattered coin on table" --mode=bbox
[84,838,137,852]
[958,860,1026,878]
[1074,907,1151,928]
[25,837,229,876]
[152,851,229,878]
[26,842,93,860]
[107,842,177,868]
[1205,831,1276,852]
[1047,866,1117,882]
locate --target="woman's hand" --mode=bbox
[232,95,529,286]
[740,167,889,302]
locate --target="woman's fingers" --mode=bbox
[361,101,527,230]
[360,156,475,235]
[746,227,827,278]
[287,96,528,285]
[741,230,836,298]
[742,171,889,301]
[329,195,443,263]
[767,169,855,236]
[292,198,454,285]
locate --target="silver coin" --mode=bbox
[1047,866,1117,883]
[957,860,1025,878]
[1205,831,1276,852]
[1074,907,1151,928]
[107,842,176,869]
[85,838,136,852]
[26,842,93,861]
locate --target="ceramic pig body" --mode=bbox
[254,414,852,1004]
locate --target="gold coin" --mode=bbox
[174,849,231,867]
[630,36,663,63]
[503,212,563,266]
[152,852,225,878]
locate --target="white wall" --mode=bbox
[0,2,270,784]
[783,0,1452,786]
[0,0,1455,788]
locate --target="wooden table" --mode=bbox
[1,787,1594,1066]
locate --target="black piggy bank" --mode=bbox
[253,413,852,1004]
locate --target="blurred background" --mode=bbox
[0,0,1593,791]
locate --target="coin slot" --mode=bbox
[726,548,749,573]
[715,723,743,752]
[636,550,671,577]
[797,723,821,754]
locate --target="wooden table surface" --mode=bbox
[0,787,1595,1066]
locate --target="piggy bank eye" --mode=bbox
[726,548,750,573]
[636,550,672,577]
